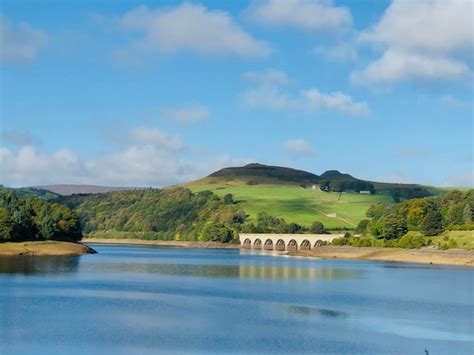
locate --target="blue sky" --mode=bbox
[0,0,472,187]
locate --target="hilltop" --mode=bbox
[187,163,429,194]
[208,163,320,185]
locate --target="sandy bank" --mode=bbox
[0,241,97,256]
[83,238,239,249]
[289,246,474,267]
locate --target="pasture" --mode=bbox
[188,181,392,229]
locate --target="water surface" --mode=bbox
[1,244,473,354]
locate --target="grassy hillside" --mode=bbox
[185,179,393,229]
[183,163,452,229]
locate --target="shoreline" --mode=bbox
[288,246,474,267]
[84,238,474,267]
[0,241,97,256]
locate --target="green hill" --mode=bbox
[184,163,439,229]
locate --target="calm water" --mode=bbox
[0,244,473,355]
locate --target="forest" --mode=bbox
[0,189,82,242]
[56,187,329,243]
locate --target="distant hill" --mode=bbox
[0,187,61,201]
[32,184,138,196]
[208,163,320,185]
[194,163,428,194]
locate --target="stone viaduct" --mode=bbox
[239,233,343,251]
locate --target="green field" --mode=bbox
[186,179,393,229]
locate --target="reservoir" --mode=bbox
[1,244,473,354]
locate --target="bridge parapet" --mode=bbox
[239,233,343,251]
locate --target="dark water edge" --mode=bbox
[1,244,473,355]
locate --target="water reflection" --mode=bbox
[0,256,80,275]
[81,262,361,280]
[285,305,348,319]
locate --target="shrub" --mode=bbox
[309,221,325,234]
[397,234,426,249]
[331,237,348,246]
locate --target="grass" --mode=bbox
[427,230,474,250]
[185,178,393,229]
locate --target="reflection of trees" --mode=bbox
[238,264,360,280]
[80,262,360,281]
[0,256,80,275]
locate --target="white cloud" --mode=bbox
[352,49,470,85]
[303,88,369,115]
[0,15,48,64]
[313,43,357,62]
[1,130,41,146]
[118,3,270,58]
[242,69,369,116]
[359,0,472,54]
[283,139,315,155]
[0,126,252,187]
[354,0,473,85]
[242,68,290,86]
[246,0,352,32]
[128,126,184,151]
[163,105,211,124]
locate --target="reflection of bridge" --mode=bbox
[239,233,342,251]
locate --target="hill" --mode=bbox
[208,163,320,185]
[0,187,61,201]
[32,184,138,196]
[184,163,438,229]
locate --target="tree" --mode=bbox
[0,208,13,240]
[379,214,407,240]
[287,223,303,234]
[40,215,57,240]
[463,204,472,223]
[421,211,444,236]
[309,221,325,234]
[355,219,369,234]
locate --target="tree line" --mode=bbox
[357,189,473,240]
[0,190,82,242]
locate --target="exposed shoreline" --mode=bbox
[288,246,474,267]
[0,241,97,256]
[84,238,474,267]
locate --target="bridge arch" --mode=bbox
[287,239,298,251]
[263,239,274,250]
[275,239,285,251]
[300,239,311,250]
[253,238,262,249]
[314,240,326,247]
[242,238,252,249]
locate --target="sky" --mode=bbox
[0,0,473,188]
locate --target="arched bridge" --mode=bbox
[239,233,342,251]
